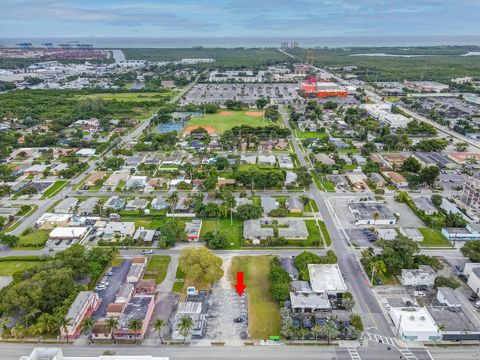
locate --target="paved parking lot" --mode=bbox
[181,83,300,105]
[93,258,132,319]
[145,291,180,340]
[204,287,248,341]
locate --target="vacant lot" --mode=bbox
[418,228,451,247]
[186,111,271,134]
[229,256,280,339]
[17,229,50,248]
[0,259,43,276]
[143,255,171,284]
[200,218,242,249]
[78,91,175,102]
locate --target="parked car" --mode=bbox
[234,317,244,323]
[142,249,153,255]
[384,301,391,310]
[458,274,468,283]
[95,285,107,291]
[474,300,480,308]
[413,291,426,297]
[469,293,478,301]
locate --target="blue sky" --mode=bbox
[1,0,479,38]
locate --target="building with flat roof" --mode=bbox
[116,283,135,303]
[20,348,168,360]
[290,292,331,313]
[133,227,156,244]
[115,295,155,341]
[261,196,277,214]
[172,301,206,340]
[62,291,101,339]
[467,266,480,296]
[185,219,202,241]
[348,202,397,225]
[436,287,461,308]
[103,221,135,239]
[389,307,440,342]
[308,264,347,295]
[400,265,436,288]
[460,177,480,213]
[243,218,309,242]
[427,307,480,341]
[413,197,438,215]
[54,197,78,214]
[441,224,480,242]
[49,227,88,241]
[36,213,72,229]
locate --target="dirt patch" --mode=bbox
[183,125,217,134]
[244,111,263,117]
[218,111,233,116]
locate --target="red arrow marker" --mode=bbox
[234,271,246,296]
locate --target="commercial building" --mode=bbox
[403,80,449,93]
[348,202,397,225]
[447,152,480,165]
[243,219,309,242]
[427,306,480,341]
[115,283,135,303]
[441,224,480,242]
[62,291,101,339]
[363,103,409,130]
[20,348,168,360]
[36,213,72,229]
[400,265,436,288]
[300,79,348,98]
[413,197,438,215]
[115,295,155,341]
[460,177,480,212]
[290,292,331,313]
[436,287,461,308]
[172,301,206,340]
[49,227,88,241]
[389,307,440,342]
[467,266,480,296]
[308,264,347,295]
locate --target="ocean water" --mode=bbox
[1,36,480,48]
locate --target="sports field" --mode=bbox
[185,110,271,134]
[77,91,176,102]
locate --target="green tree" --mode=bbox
[178,247,223,285]
[236,204,263,220]
[350,314,364,331]
[153,319,166,344]
[401,157,422,173]
[319,320,339,344]
[434,276,461,289]
[159,219,182,248]
[58,317,72,344]
[431,194,442,207]
[0,234,19,247]
[204,231,229,249]
[256,98,268,110]
[128,319,142,344]
[166,191,179,218]
[105,317,119,343]
[80,317,95,342]
[342,292,356,311]
[178,316,194,344]
[461,241,480,262]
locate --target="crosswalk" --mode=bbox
[365,332,396,346]
[347,347,361,360]
[399,349,419,360]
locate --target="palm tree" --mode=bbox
[128,319,142,344]
[178,316,194,344]
[372,211,380,226]
[166,191,179,218]
[153,319,166,344]
[320,320,339,345]
[370,259,387,285]
[184,163,194,179]
[437,323,446,340]
[11,324,25,339]
[105,317,119,343]
[223,191,237,225]
[58,318,72,344]
[80,317,95,343]
[312,325,322,340]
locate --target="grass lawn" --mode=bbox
[17,229,50,248]
[41,180,69,199]
[318,220,332,247]
[143,255,171,284]
[304,220,324,247]
[172,266,186,293]
[200,218,242,249]
[230,256,281,339]
[418,228,452,247]
[77,91,176,102]
[0,260,43,276]
[186,110,271,134]
[306,199,319,212]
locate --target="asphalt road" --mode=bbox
[279,105,393,336]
